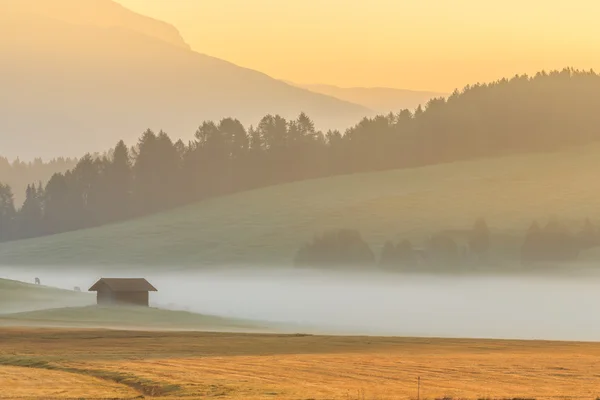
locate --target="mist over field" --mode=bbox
[2,266,600,342]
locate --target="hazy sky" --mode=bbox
[116,0,600,92]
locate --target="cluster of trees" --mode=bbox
[294,229,377,268]
[293,218,599,270]
[520,218,598,263]
[2,68,600,241]
[0,156,77,204]
[294,219,491,270]
[0,114,329,240]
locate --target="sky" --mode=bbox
[117,0,599,92]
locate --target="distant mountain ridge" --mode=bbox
[289,82,447,114]
[8,0,190,49]
[0,0,370,160]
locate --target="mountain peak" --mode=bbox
[0,0,370,160]
[6,0,190,50]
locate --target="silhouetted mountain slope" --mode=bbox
[0,1,369,159]
[7,0,190,49]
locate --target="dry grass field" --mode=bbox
[1,329,600,400]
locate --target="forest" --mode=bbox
[1,68,600,242]
[0,157,77,204]
[293,218,600,271]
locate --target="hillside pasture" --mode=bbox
[0,305,267,332]
[0,278,94,314]
[1,144,600,269]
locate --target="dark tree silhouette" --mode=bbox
[521,219,580,263]
[294,229,375,268]
[17,183,43,239]
[104,140,132,222]
[3,69,600,243]
[0,156,77,205]
[0,183,16,241]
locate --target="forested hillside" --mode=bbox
[1,68,599,243]
[0,157,77,205]
[1,143,599,268]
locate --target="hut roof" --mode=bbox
[88,278,157,292]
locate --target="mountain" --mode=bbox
[0,0,369,160]
[7,0,191,50]
[1,143,599,270]
[290,82,447,114]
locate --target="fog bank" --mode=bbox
[2,266,600,342]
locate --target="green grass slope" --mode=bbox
[1,144,600,268]
[0,279,94,313]
[0,305,267,331]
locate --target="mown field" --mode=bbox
[2,144,600,270]
[1,328,600,400]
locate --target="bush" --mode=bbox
[294,229,375,268]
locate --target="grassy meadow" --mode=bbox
[0,278,94,314]
[2,144,600,269]
[1,328,600,399]
[0,305,267,332]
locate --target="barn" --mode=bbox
[88,278,157,307]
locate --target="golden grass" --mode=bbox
[2,328,600,399]
[0,365,137,399]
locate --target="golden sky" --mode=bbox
[117,0,600,92]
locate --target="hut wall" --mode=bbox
[96,289,114,306]
[113,291,149,307]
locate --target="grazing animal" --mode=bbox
[34,277,40,285]
[74,286,81,292]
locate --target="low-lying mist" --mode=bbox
[2,266,600,342]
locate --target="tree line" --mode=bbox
[0,156,77,205]
[293,218,599,271]
[2,68,600,241]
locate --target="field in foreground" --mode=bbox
[1,329,600,400]
[3,144,600,269]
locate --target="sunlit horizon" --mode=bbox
[116,0,600,92]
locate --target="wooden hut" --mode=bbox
[88,278,157,307]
